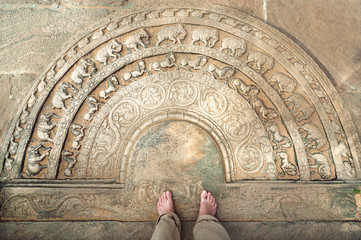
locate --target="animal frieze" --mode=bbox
[122,29,150,53]
[25,143,50,177]
[155,24,187,46]
[70,123,85,150]
[71,59,97,89]
[309,152,333,180]
[231,78,259,97]
[191,28,219,48]
[52,82,77,111]
[268,72,297,93]
[95,39,122,65]
[249,95,278,121]
[246,51,274,74]
[220,38,247,57]
[285,93,314,122]
[149,52,178,72]
[63,150,78,177]
[299,123,327,150]
[267,124,293,150]
[37,113,59,143]
[179,56,208,73]
[277,152,298,176]
[83,96,100,122]
[207,64,235,83]
[124,59,149,82]
[100,76,119,99]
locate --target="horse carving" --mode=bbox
[100,76,119,99]
[207,64,235,83]
[149,52,178,72]
[124,59,150,82]
[179,56,208,73]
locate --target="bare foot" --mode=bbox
[157,190,175,216]
[199,190,217,217]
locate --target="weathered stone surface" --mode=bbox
[0,74,34,142]
[340,92,361,139]
[62,0,129,7]
[0,3,360,224]
[0,1,361,238]
[0,7,111,73]
[0,0,60,4]
[265,0,361,89]
[263,0,361,140]
[1,221,361,240]
[1,183,359,221]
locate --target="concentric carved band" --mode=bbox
[1,4,359,183]
[78,71,275,182]
[169,80,198,106]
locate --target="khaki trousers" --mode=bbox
[151,212,231,240]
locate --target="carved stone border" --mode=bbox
[46,46,306,180]
[1,181,360,221]
[79,71,276,182]
[1,3,359,181]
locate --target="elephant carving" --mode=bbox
[285,93,314,122]
[220,37,247,57]
[268,72,297,93]
[191,28,219,47]
[246,51,274,74]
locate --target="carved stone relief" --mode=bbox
[1,3,361,221]
[77,72,274,182]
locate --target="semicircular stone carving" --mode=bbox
[1,3,360,186]
[78,72,274,183]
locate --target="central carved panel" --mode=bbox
[129,120,224,183]
[76,72,275,182]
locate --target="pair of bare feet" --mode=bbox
[157,190,217,217]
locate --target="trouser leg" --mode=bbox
[193,215,231,240]
[151,212,181,240]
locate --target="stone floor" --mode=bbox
[2,221,361,240]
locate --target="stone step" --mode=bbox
[1,221,361,240]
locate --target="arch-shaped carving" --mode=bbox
[1,3,360,184]
[77,72,275,183]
